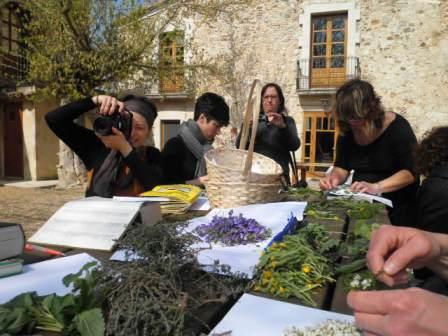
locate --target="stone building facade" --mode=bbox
[152,0,447,174]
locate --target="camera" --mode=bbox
[93,109,133,139]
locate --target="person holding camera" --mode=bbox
[161,92,230,186]
[45,94,163,197]
[236,83,300,185]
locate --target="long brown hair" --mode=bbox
[334,79,385,135]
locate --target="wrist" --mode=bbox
[374,182,383,196]
[120,143,133,157]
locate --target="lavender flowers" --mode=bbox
[194,210,271,246]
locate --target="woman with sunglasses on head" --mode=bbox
[236,83,300,185]
[319,79,418,226]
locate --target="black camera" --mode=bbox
[93,109,133,139]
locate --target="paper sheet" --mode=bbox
[188,202,307,277]
[0,253,97,304]
[28,197,143,251]
[189,196,211,211]
[210,294,354,336]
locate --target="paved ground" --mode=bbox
[0,184,84,238]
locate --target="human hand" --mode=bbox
[186,175,209,186]
[319,175,340,191]
[350,181,381,195]
[97,127,132,156]
[266,112,286,128]
[367,225,442,286]
[347,288,448,336]
[93,95,124,116]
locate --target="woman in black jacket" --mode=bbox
[45,94,163,197]
[236,83,300,184]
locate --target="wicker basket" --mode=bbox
[204,79,284,208]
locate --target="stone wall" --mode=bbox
[189,0,447,146]
[359,0,448,138]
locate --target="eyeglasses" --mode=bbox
[263,95,278,100]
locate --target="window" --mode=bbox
[159,31,184,93]
[160,120,180,148]
[1,3,21,54]
[0,2,27,80]
[310,14,348,88]
[302,112,339,174]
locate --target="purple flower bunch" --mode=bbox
[194,210,272,246]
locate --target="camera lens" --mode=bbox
[93,116,114,136]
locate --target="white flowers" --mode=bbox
[349,273,374,290]
[284,319,361,336]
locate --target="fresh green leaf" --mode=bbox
[73,308,105,336]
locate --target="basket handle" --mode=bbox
[239,79,262,178]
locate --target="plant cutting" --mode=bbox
[253,224,336,306]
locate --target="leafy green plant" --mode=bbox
[0,262,104,336]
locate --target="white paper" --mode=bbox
[113,196,170,202]
[29,197,143,251]
[329,186,393,208]
[210,294,354,336]
[189,196,211,211]
[0,253,97,304]
[188,202,307,277]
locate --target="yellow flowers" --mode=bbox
[302,264,312,274]
[279,287,285,295]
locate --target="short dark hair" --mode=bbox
[260,83,286,114]
[121,94,158,127]
[194,92,229,126]
[415,126,448,176]
[334,79,385,135]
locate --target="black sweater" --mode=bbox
[415,165,448,233]
[236,115,300,180]
[161,135,197,184]
[335,113,419,226]
[45,98,163,196]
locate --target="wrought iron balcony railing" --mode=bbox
[0,50,29,83]
[296,56,360,91]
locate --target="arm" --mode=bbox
[319,166,349,190]
[351,169,415,195]
[277,116,300,151]
[45,97,104,169]
[123,147,163,191]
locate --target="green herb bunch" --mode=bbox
[0,262,104,336]
[253,224,336,306]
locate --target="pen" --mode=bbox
[24,243,66,257]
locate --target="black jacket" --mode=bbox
[161,135,197,184]
[415,165,448,233]
[45,98,163,196]
[236,114,300,181]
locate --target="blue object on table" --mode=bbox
[266,213,300,248]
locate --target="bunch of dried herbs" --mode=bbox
[97,220,248,336]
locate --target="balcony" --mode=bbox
[159,67,184,95]
[0,51,29,86]
[296,56,360,94]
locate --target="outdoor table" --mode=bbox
[18,197,391,335]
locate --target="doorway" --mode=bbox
[3,102,23,178]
